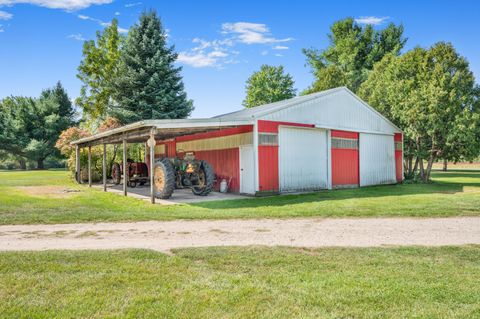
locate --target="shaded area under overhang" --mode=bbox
[71,119,254,147]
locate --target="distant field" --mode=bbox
[0,169,479,224]
[0,246,478,318]
[432,162,480,169]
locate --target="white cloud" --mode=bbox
[0,10,12,20]
[222,22,293,44]
[77,14,128,33]
[177,39,233,68]
[67,33,85,41]
[124,2,141,7]
[0,0,112,10]
[275,53,283,57]
[178,22,292,68]
[354,16,389,25]
[114,11,119,16]
[208,51,228,58]
[177,52,217,68]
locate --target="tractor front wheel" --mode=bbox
[153,158,175,199]
[192,161,215,196]
[112,163,121,185]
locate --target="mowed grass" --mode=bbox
[0,169,480,224]
[0,246,479,318]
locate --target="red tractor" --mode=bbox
[112,159,149,188]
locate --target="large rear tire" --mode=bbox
[192,161,215,196]
[153,158,175,199]
[112,163,121,185]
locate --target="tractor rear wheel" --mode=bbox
[112,163,121,185]
[153,158,175,199]
[192,161,215,196]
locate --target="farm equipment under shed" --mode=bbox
[111,152,215,199]
[112,159,149,188]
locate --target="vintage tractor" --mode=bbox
[112,159,149,188]
[111,152,215,199]
[153,152,215,199]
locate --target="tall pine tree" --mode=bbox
[111,11,193,124]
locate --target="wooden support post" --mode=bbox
[143,143,148,164]
[88,145,92,187]
[75,145,81,184]
[123,139,127,196]
[103,143,107,192]
[150,129,155,204]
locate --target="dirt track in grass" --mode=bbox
[0,217,479,252]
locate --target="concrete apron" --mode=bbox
[92,183,250,205]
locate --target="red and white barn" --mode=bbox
[72,87,403,199]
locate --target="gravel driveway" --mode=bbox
[1,217,479,252]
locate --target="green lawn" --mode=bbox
[0,169,480,224]
[0,246,479,318]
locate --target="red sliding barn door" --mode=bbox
[331,130,359,188]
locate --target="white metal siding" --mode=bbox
[279,127,328,192]
[261,90,398,135]
[359,133,396,186]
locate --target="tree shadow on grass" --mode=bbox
[191,170,480,210]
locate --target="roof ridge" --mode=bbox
[213,87,346,119]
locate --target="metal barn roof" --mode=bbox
[213,87,345,120]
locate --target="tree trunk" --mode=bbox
[406,156,413,177]
[442,159,448,171]
[18,158,26,170]
[413,157,419,176]
[419,158,425,181]
[424,156,436,182]
[37,159,44,170]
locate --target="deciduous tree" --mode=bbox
[303,17,406,94]
[76,19,123,119]
[359,42,480,182]
[243,65,296,108]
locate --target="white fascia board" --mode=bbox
[314,124,395,136]
[253,119,259,193]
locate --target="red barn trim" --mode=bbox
[331,130,359,139]
[394,133,403,182]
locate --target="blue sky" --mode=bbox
[0,0,479,118]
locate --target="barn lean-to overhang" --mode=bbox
[71,118,254,147]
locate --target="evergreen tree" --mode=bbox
[111,11,193,124]
[0,82,75,169]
